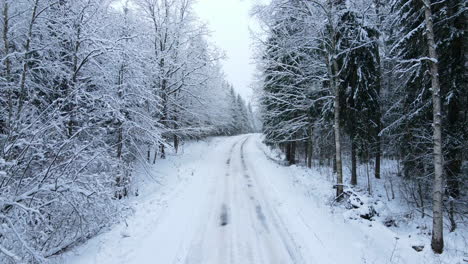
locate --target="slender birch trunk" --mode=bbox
[332,58,343,198]
[323,0,344,198]
[422,0,444,254]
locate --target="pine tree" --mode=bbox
[337,9,381,186]
[260,3,312,165]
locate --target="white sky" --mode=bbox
[194,0,259,102]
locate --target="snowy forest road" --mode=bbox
[183,135,308,264]
[62,134,420,264]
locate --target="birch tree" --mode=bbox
[421,0,444,254]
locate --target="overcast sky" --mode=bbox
[194,0,260,102]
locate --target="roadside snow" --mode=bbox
[259,135,467,264]
[54,136,239,263]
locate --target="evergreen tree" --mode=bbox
[337,9,381,185]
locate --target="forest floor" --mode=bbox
[56,134,466,264]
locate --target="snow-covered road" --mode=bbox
[61,134,430,264]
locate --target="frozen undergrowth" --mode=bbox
[260,137,468,264]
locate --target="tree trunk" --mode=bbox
[290,141,296,165]
[174,135,179,153]
[422,0,444,254]
[153,147,158,164]
[351,139,357,185]
[373,0,383,180]
[117,126,123,159]
[449,200,456,232]
[375,137,381,179]
[147,145,151,162]
[285,142,292,165]
[322,0,343,198]
[418,181,425,218]
[160,143,166,159]
[332,156,336,173]
[333,59,343,197]
[116,62,125,160]
[2,1,12,134]
[307,139,312,168]
[173,116,179,153]
[304,140,308,165]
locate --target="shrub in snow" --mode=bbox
[357,205,378,221]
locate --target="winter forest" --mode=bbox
[0,0,466,263]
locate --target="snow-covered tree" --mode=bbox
[0,0,240,261]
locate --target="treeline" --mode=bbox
[223,86,258,136]
[256,0,466,253]
[0,0,253,262]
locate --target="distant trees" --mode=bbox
[0,0,253,262]
[256,0,466,253]
[226,86,256,135]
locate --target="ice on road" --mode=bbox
[61,134,425,264]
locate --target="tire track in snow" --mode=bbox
[240,136,307,264]
[180,137,245,264]
[216,134,256,264]
[216,137,246,264]
[238,137,282,263]
[234,137,269,264]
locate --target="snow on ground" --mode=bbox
[259,136,467,264]
[56,134,466,264]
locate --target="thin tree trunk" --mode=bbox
[449,200,456,232]
[446,156,460,232]
[2,1,12,134]
[117,127,123,159]
[147,145,151,162]
[173,116,179,153]
[305,140,309,165]
[68,13,84,137]
[160,142,166,159]
[174,135,179,153]
[351,139,357,185]
[366,156,371,195]
[418,181,425,218]
[373,0,383,180]
[332,59,343,197]
[307,127,313,168]
[332,156,336,173]
[291,141,296,165]
[153,147,157,164]
[375,137,381,179]
[116,64,124,159]
[285,142,291,164]
[422,0,444,254]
